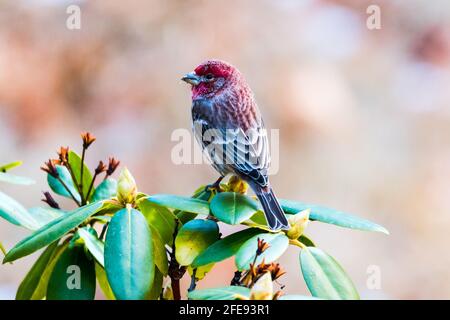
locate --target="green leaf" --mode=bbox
[145,194,210,216]
[95,263,115,300]
[0,191,41,230]
[146,267,163,300]
[16,243,59,300]
[0,172,35,185]
[210,192,259,225]
[299,234,316,247]
[31,243,68,300]
[188,263,214,281]
[104,207,154,300]
[139,199,177,246]
[0,161,23,172]
[280,199,389,234]
[3,201,103,263]
[300,247,359,300]
[91,179,117,202]
[235,233,289,271]
[175,219,219,266]
[77,227,104,267]
[47,165,81,202]
[188,286,250,300]
[150,226,169,276]
[193,228,264,268]
[46,245,96,300]
[279,295,320,300]
[176,187,213,224]
[68,150,94,200]
[28,207,64,228]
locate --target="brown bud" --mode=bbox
[42,191,60,209]
[81,132,96,149]
[107,157,120,176]
[41,159,59,178]
[95,161,107,175]
[268,263,286,281]
[57,146,69,165]
[257,238,270,255]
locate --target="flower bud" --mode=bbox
[250,272,273,300]
[227,175,248,194]
[117,167,137,204]
[285,209,310,240]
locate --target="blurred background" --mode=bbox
[1,0,450,299]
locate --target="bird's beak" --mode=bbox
[181,72,201,86]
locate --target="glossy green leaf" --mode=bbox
[146,267,163,300]
[175,219,219,266]
[299,234,316,247]
[188,263,214,281]
[150,226,169,276]
[235,233,289,271]
[176,187,213,224]
[193,228,263,268]
[0,161,23,172]
[68,151,93,200]
[3,201,103,263]
[0,172,35,185]
[105,207,154,300]
[139,199,177,245]
[280,199,389,234]
[300,247,359,300]
[15,243,59,300]
[91,179,117,202]
[188,286,250,300]
[0,191,40,230]
[47,165,81,202]
[77,227,104,267]
[46,245,96,300]
[210,192,259,225]
[145,194,210,216]
[95,263,115,300]
[28,207,64,228]
[31,243,68,300]
[279,295,320,300]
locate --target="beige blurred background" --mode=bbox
[1,0,450,299]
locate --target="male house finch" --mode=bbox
[182,60,289,230]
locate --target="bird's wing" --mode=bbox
[199,123,271,188]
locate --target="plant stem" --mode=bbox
[79,147,86,204]
[168,222,185,300]
[56,176,81,206]
[172,279,181,300]
[188,269,197,292]
[289,239,306,249]
[85,172,98,202]
[99,222,109,241]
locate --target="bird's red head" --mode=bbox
[182,60,240,100]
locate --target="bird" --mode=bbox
[182,60,289,231]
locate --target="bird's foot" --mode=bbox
[204,176,225,193]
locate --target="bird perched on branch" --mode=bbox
[182,60,289,230]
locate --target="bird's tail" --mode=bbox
[254,186,289,231]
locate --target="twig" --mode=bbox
[188,268,197,292]
[79,147,86,204]
[56,176,81,206]
[168,222,186,300]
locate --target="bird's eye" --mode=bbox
[205,74,214,81]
